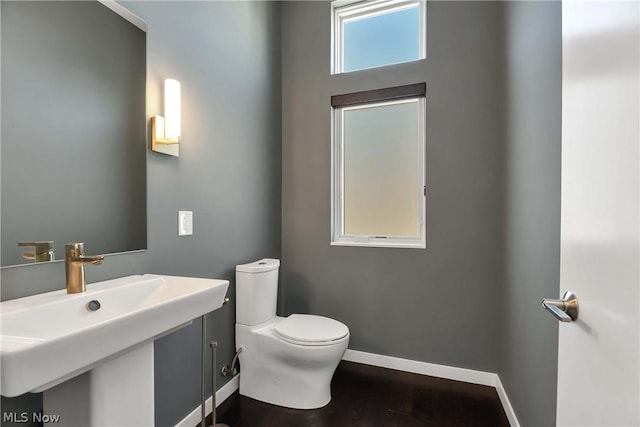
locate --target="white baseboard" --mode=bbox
[342,349,496,386]
[342,349,521,427]
[494,375,521,427]
[175,374,239,427]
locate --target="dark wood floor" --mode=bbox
[206,361,510,427]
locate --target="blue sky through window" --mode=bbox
[343,6,420,72]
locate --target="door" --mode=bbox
[557,1,639,426]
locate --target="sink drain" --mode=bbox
[86,300,101,311]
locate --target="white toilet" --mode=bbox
[235,258,349,409]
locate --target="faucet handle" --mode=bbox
[65,242,85,258]
[18,241,54,262]
[65,243,104,264]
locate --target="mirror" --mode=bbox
[1,1,147,267]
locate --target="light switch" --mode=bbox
[178,211,193,236]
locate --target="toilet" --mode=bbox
[235,258,349,409]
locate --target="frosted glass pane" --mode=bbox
[343,6,420,73]
[343,101,420,237]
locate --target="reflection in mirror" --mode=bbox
[1,1,147,267]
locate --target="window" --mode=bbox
[331,83,426,248]
[332,0,426,74]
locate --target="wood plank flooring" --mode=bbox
[205,361,510,427]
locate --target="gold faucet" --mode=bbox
[19,241,55,262]
[64,243,104,294]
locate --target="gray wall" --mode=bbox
[0,1,281,426]
[498,2,562,426]
[1,1,147,267]
[281,1,504,372]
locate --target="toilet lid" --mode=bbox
[274,314,349,345]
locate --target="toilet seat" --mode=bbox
[274,314,349,346]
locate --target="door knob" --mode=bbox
[542,291,579,322]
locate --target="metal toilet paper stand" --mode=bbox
[209,341,230,427]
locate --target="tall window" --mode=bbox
[331,84,426,248]
[332,0,426,74]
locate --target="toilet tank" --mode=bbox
[235,258,280,326]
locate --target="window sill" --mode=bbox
[330,240,426,249]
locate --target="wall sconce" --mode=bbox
[151,78,181,157]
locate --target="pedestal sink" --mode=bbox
[0,274,229,426]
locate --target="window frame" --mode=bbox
[331,84,427,249]
[331,0,427,75]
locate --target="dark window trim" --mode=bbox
[331,83,426,108]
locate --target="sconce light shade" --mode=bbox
[151,78,181,157]
[164,79,180,141]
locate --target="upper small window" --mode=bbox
[332,0,426,74]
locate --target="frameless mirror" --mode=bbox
[1,1,147,267]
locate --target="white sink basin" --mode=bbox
[0,274,229,398]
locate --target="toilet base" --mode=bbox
[239,377,331,410]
